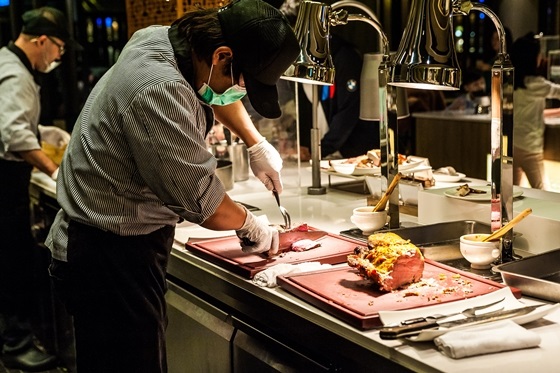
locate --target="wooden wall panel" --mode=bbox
[125,0,227,37]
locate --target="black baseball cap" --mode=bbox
[21,6,80,49]
[218,0,300,118]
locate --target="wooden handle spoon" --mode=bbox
[373,173,402,212]
[482,207,532,242]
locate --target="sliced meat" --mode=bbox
[290,239,321,252]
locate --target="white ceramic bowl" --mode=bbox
[350,207,388,235]
[331,160,356,175]
[459,234,501,269]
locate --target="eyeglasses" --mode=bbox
[47,36,65,56]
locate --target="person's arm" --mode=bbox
[544,107,560,118]
[213,101,284,192]
[200,193,246,230]
[201,194,279,256]
[213,101,263,146]
[18,149,58,178]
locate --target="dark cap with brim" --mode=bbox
[218,0,300,118]
[21,6,81,50]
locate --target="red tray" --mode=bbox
[185,232,363,279]
[277,259,521,330]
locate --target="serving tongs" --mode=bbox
[273,190,291,229]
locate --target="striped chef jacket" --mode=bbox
[46,26,225,261]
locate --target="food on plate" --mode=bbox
[290,239,321,252]
[340,150,407,169]
[347,232,425,291]
[434,166,458,176]
[455,184,486,197]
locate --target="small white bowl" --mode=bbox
[330,160,356,175]
[350,207,388,235]
[459,234,501,269]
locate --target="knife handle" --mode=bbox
[379,320,438,340]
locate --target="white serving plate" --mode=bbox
[444,185,523,201]
[330,159,425,176]
[433,172,466,183]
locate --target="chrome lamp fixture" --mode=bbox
[391,0,515,261]
[283,0,403,227]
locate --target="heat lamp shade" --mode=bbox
[281,0,335,85]
[388,0,461,91]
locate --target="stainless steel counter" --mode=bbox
[30,164,560,372]
[167,164,560,373]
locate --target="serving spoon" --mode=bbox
[373,173,402,212]
[481,207,532,242]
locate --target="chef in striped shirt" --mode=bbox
[46,0,300,371]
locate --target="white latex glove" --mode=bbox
[38,124,71,147]
[235,205,279,255]
[247,138,283,193]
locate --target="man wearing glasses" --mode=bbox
[0,6,75,371]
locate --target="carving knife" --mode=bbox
[379,304,544,340]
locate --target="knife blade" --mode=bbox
[379,304,544,340]
[278,230,329,252]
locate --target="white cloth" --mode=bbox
[252,262,332,288]
[38,124,71,147]
[434,320,541,359]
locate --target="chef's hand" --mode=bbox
[248,138,283,193]
[235,205,279,256]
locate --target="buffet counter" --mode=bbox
[413,111,560,180]
[30,165,560,372]
[163,165,560,373]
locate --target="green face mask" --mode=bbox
[198,64,247,106]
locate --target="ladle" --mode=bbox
[481,207,532,242]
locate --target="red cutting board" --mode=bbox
[277,259,521,330]
[185,232,363,279]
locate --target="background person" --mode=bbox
[511,32,560,190]
[0,6,74,371]
[445,69,487,113]
[280,0,380,161]
[45,0,299,371]
[475,27,513,89]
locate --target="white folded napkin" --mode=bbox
[252,262,332,288]
[434,320,541,359]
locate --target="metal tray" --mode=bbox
[494,248,560,302]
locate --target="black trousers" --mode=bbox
[49,220,174,373]
[0,159,39,345]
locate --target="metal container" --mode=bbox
[494,248,560,302]
[228,143,249,181]
[215,160,233,191]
